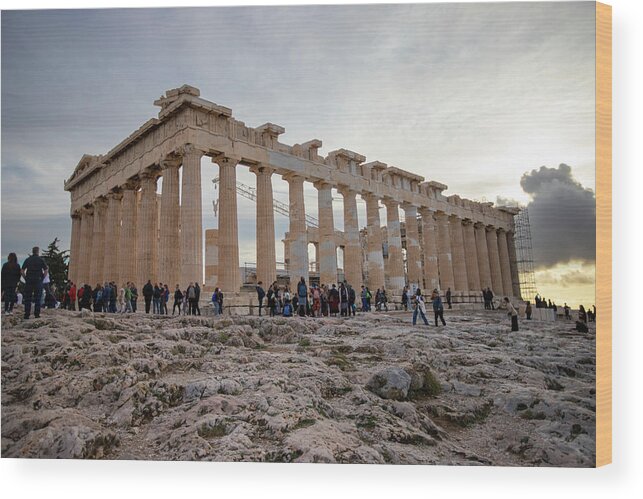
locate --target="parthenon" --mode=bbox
[65,85,521,304]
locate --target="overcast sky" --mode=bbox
[1,2,596,302]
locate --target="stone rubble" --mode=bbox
[1,309,596,466]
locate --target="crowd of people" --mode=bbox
[2,250,594,336]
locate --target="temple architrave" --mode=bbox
[65,85,521,304]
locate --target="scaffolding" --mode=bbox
[513,208,538,302]
[212,176,319,228]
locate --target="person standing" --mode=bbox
[142,280,153,314]
[297,277,308,317]
[525,301,532,320]
[69,282,77,311]
[446,287,452,309]
[504,297,519,331]
[346,281,356,316]
[173,285,183,315]
[186,283,196,315]
[194,282,202,316]
[256,281,265,316]
[2,253,22,315]
[401,285,409,312]
[124,284,133,313]
[431,289,447,326]
[20,247,48,320]
[130,283,138,313]
[412,288,429,326]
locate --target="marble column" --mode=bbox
[463,219,481,293]
[507,230,522,298]
[383,198,405,294]
[103,191,122,284]
[69,212,81,285]
[180,145,204,286]
[137,171,158,286]
[435,211,455,291]
[339,187,362,288]
[449,215,468,295]
[252,165,277,287]
[91,197,107,285]
[78,206,94,285]
[403,204,423,287]
[119,182,138,286]
[486,226,504,296]
[285,174,309,283]
[214,155,241,292]
[497,228,513,297]
[363,193,385,291]
[158,159,181,287]
[419,208,440,292]
[475,222,492,290]
[315,181,338,286]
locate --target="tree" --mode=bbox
[42,238,69,293]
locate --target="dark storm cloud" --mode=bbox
[521,164,595,268]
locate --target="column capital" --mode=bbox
[461,218,475,226]
[474,221,486,229]
[283,173,306,185]
[71,210,82,219]
[179,143,205,158]
[139,170,158,186]
[360,191,380,202]
[418,206,434,217]
[161,157,182,170]
[401,202,418,212]
[313,180,332,191]
[212,154,241,168]
[337,185,357,198]
[382,197,399,209]
[249,164,275,176]
[122,178,140,191]
[485,224,497,232]
[81,205,94,216]
[497,227,507,235]
[448,213,462,222]
[107,190,123,201]
[94,196,108,209]
[434,210,449,221]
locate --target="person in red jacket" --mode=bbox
[69,283,77,311]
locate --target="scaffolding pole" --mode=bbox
[513,208,538,302]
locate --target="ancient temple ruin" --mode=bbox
[65,85,521,303]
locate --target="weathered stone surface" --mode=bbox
[1,308,595,466]
[366,367,412,401]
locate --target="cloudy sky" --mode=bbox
[1,2,596,306]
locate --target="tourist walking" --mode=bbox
[412,288,429,326]
[431,289,447,326]
[20,247,48,320]
[194,283,202,315]
[2,253,21,315]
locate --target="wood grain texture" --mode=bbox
[595,1,612,467]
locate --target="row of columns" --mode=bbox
[69,146,519,300]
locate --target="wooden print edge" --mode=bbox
[595,1,612,467]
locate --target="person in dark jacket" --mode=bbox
[173,285,183,315]
[21,247,48,319]
[194,283,202,316]
[431,289,447,326]
[256,281,266,316]
[2,252,22,314]
[445,287,452,309]
[142,280,153,314]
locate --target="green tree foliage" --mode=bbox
[42,238,69,293]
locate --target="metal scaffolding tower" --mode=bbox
[212,176,319,228]
[513,208,538,302]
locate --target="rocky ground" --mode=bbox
[1,308,596,466]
